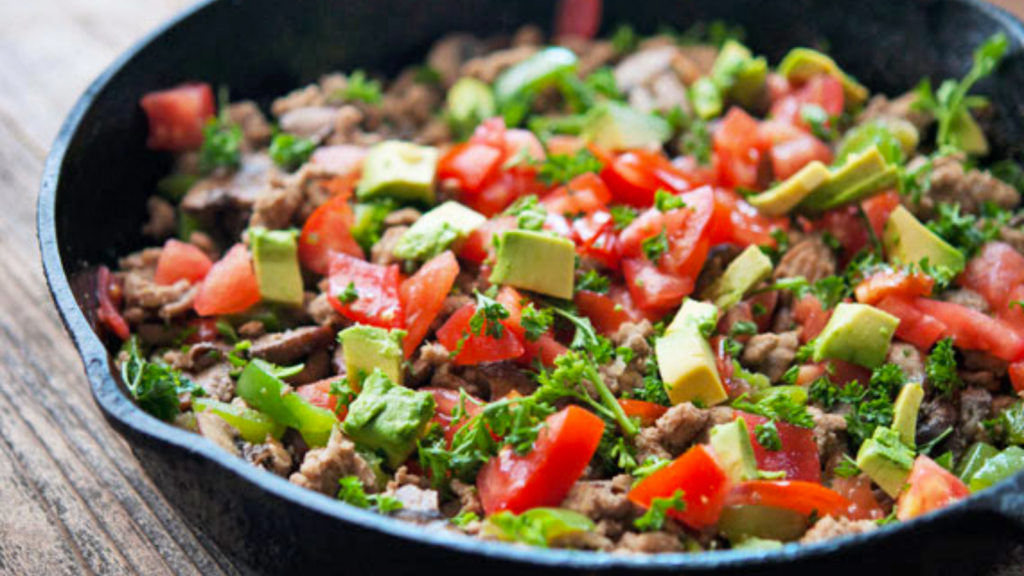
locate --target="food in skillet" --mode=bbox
[98,16,1024,553]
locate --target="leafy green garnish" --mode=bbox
[610,24,639,53]
[337,476,404,513]
[469,290,510,339]
[834,455,861,478]
[800,104,836,141]
[926,202,1004,259]
[337,281,360,305]
[754,420,782,451]
[269,133,316,171]
[654,189,687,212]
[642,228,669,264]
[503,195,547,231]
[340,70,383,105]
[634,489,686,532]
[537,149,604,187]
[926,337,961,397]
[632,456,671,482]
[521,303,554,342]
[732,391,814,429]
[576,270,611,294]
[121,337,203,421]
[610,205,639,230]
[199,118,242,173]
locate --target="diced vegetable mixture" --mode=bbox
[102,9,1024,553]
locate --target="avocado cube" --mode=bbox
[778,47,868,106]
[338,325,406,386]
[689,77,724,120]
[665,298,719,336]
[749,161,830,216]
[356,141,438,205]
[250,227,304,307]
[489,229,576,299]
[494,47,578,106]
[709,418,758,483]
[949,109,989,157]
[800,146,896,212]
[813,303,899,369]
[580,101,672,151]
[393,201,486,262]
[447,77,496,137]
[892,382,924,447]
[856,427,915,497]
[883,205,966,273]
[351,200,398,252]
[656,326,728,407]
[836,118,919,165]
[701,245,774,310]
[342,370,436,467]
[711,40,768,109]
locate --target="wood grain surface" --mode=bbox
[1,0,1023,574]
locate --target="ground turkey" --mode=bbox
[741,331,799,383]
[800,516,877,543]
[290,429,377,495]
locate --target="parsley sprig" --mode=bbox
[121,337,204,421]
[634,490,686,532]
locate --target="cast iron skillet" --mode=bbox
[37,0,1024,573]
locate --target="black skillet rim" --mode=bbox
[36,0,1024,570]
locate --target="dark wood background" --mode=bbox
[2,0,1023,573]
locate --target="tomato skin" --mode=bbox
[326,252,404,329]
[437,142,504,195]
[961,242,1024,313]
[854,270,934,305]
[1010,362,1024,396]
[914,297,1024,362]
[714,107,768,190]
[154,239,213,286]
[400,252,461,358]
[299,192,364,275]
[542,173,611,216]
[478,406,605,515]
[738,413,821,483]
[861,190,901,241]
[296,379,344,420]
[725,481,853,519]
[575,285,652,335]
[619,187,716,284]
[436,304,525,365]
[554,0,602,38]
[628,444,731,529]
[769,134,833,180]
[193,244,262,317]
[622,258,692,313]
[618,399,668,427]
[815,205,868,261]
[873,295,947,351]
[832,475,885,520]
[711,188,788,247]
[459,216,516,264]
[96,265,130,340]
[769,74,844,130]
[602,150,695,207]
[424,387,485,446]
[495,287,568,368]
[896,455,970,521]
[140,82,215,151]
[792,296,832,343]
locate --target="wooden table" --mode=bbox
[2,0,1024,573]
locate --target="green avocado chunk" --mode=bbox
[891,382,924,447]
[689,77,724,120]
[356,141,438,205]
[447,77,496,137]
[968,446,1024,492]
[483,508,595,547]
[393,201,486,261]
[341,369,435,467]
[749,161,831,216]
[883,205,966,273]
[711,40,768,109]
[235,359,337,447]
[351,200,398,252]
[656,323,728,407]
[494,47,578,107]
[836,118,919,165]
[856,426,915,497]
[700,245,774,310]
[250,227,304,307]
[949,109,989,156]
[579,101,672,151]
[338,325,406,385]
[777,47,868,107]
[193,398,285,444]
[665,298,719,336]
[813,303,899,369]
[956,442,1000,485]
[799,146,897,212]
[489,229,576,299]
[709,419,758,483]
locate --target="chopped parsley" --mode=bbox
[925,337,961,397]
[338,281,360,304]
[576,269,611,294]
[269,133,317,171]
[536,149,604,187]
[198,115,242,173]
[520,303,554,342]
[634,490,686,532]
[632,456,671,483]
[754,420,782,451]
[642,228,669,264]
[469,290,510,340]
[610,205,639,230]
[340,70,383,105]
[413,65,442,85]
[610,24,639,53]
[730,320,758,337]
[503,195,547,231]
[800,104,836,141]
[337,476,404,513]
[833,455,861,478]
[732,392,814,429]
[121,337,203,422]
[926,202,1004,259]
[654,189,687,212]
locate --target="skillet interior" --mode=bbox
[39,0,1024,573]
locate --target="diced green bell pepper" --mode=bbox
[968,446,1024,492]
[718,504,809,543]
[955,442,1000,484]
[193,398,285,443]
[494,47,578,107]
[235,359,337,447]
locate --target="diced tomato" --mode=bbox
[725,481,853,519]
[436,304,525,365]
[310,145,367,175]
[829,359,873,386]
[759,118,806,146]
[571,210,613,249]
[832,475,885,520]
[95,265,130,340]
[459,216,516,264]
[896,455,970,521]
[495,287,568,368]
[502,129,547,165]
[792,296,832,343]
[711,188,788,247]
[554,0,602,38]
[622,258,691,312]
[299,192,364,275]
[873,295,947,351]
[861,191,901,242]
[961,242,1024,313]
[471,117,507,148]
[618,399,668,427]
[628,444,731,529]
[543,172,612,216]
[854,270,935,305]
[769,134,833,180]
[437,142,504,195]
[424,387,485,445]
[193,244,261,317]
[545,135,585,156]
[914,297,1024,362]
[296,379,344,420]
[670,155,717,189]
[815,205,868,261]
[794,363,827,386]
[478,406,605,515]
[154,239,213,286]
[326,252,404,329]
[602,150,696,206]
[769,74,844,130]
[714,107,768,190]
[1010,362,1024,396]
[619,187,716,285]
[184,318,219,344]
[578,226,621,271]
[400,252,461,357]
[467,169,547,217]
[738,413,821,483]
[766,73,794,103]
[140,82,215,151]
[575,285,653,335]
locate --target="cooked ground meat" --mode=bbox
[960,350,1009,391]
[636,403,710,460]
[616,531,685,553]
[461,46,538,83]
[192,362,236,403]
[142,196,176,239]
[371,226,408,266]
[290,429,377,495]
[561,475,638,526]
[808,406,848,467]
[941,288,990,314]
[958,387,993,445]
[800,516,878,544]
[886,343,925,383]
[917,396,957,446]
[249,325,336,365]
[242,437,294,477]
[227,101,273,148]
[773,235,836,283]
[857,91,933,132]
[912,154,1021,219]
[741,331,799,382]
